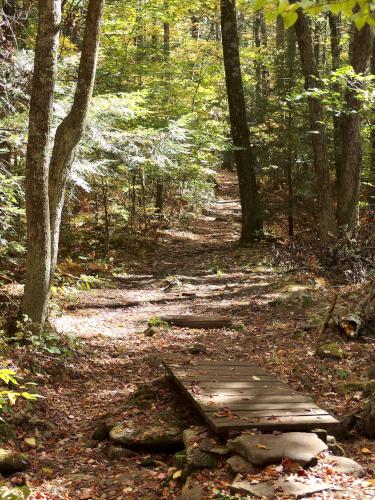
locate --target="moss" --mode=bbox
[316,342,343,360]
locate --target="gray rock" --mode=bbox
[178,484,204,500]
[278,479,332,497]
[232,478,332,498]
[328,456,364,477]
[231,480,274,498]
[0,449,29,475]
[173,451,187,468]
[227,455,254,474]
[316,342,343,360]
[227,432,327,467]
[329,443,346,456]
[183,428,218,469]
[105,444,136,460]
[199,437,228,455]
[109,423,183,449]
[92,417,116,441]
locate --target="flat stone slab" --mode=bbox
[227,432,327,467]
[232,478,334,498]
[109,423,183,449]
[163,360,339,433]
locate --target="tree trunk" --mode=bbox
[336,25,373,234]
[294,9,336,242]
[220,0,262,242]
[22,0,104,331]
[370,42,375,208]
[328,13,342,190]
[22,0,61,328]
[48,0,104,284]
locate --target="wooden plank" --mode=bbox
[172,367,269,375]
[198,395,313,405]
[163,359,339,434]
[160,315,232,329]
[183,381,289,389]
[206,409,329,418]
[201,402,320,411]
[211,415,339,433]
[178,375,279,382]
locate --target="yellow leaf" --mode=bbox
[42,467,54,476]
[256,443,270,449]
[361,447,372,455]
[173,470,182,479]
[25,437,37,448]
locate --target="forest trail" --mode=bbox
[30,171,374,498]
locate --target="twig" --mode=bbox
[316,293,338,347]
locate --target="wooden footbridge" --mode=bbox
[164,359,339,434]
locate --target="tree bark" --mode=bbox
[48,0,104,284]
[22,0,61,328]
[370,42,375,207]
[22,0,104,330]
[294,9,336,242]
[336,25,373,234]
[328,12,342,190]
[220,0,262,242]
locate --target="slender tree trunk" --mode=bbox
[285,28,296,237]
[48,0,104,284]
[191,15,199,40]
[294,9,336,242]
[220,0,262,242]
[102,180,109,256]
[370,42,375,207]
[22,0,104,330]
[337,25,373,234]
[155,15,170,214]
[22,0,61,328]
[328,12,342,189]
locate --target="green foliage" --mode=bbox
[147,316,170,330]
[0,484,31,500]
[0,369,40,414]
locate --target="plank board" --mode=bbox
[164,360,339,433]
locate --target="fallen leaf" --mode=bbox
[361,447,372,455]
[173,470,182,479]
[256,444,270,449]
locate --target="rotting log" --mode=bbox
[160,315,232,329]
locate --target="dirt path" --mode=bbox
[27,171,374,499]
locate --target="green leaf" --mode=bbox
[283,11,298,27]
[253,0,267,11]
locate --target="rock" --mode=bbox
[105,444,136,460]
[187,344,207,355]
[231,478,332,498]
[361,393,375,438]
[227,455,254,474]
[316,342,343,360]
[327,435,345,455]
[364,380,375,396]
[328,456,364,477]
[183,428,218,469]
[0,449,29,476]
[278,479,332,497]
[368,364,375,380]
[227,432,327,467]
[92,417,116,441]
[109,423,183,449]
[198,437,228,455]
[311,429,327,443]
[178,484,204,500]
[231,480,275,498]
[173,451,187,468]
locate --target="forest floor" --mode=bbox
[2,171,375,499]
